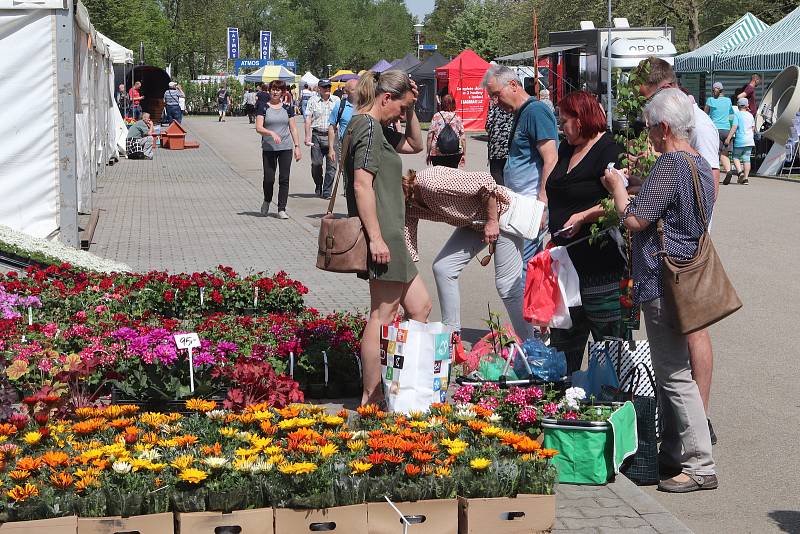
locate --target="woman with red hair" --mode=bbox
[545,91,625,373]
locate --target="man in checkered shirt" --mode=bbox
[304,79,340,198]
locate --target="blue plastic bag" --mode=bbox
[570,348,620,397]
[513,336,567,382]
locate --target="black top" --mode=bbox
[546,132,625,277]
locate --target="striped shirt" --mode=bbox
[305,95,340,131]
[164,89,182,106]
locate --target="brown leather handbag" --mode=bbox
[316,134,368,274]
[658,153,742,334]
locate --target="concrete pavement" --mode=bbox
[90,114,800,533]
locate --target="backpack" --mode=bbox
[436,112,461,155]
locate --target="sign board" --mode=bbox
[419,44,438,51]
[174,333,201,350]
[260,31,272,60]
[227,27,239,59]
[234,58,298,75]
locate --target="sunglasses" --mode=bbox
[479,242,495,267]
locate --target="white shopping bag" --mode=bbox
[380,320,453,413]
[549,246,582,329]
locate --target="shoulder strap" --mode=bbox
[327,131,352,214]
[679,152,708,227]
[336,100,347,126]
[508,98,534,150]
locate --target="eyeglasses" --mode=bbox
[479,242,495,267]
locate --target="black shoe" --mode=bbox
[708,418,717,445]
[722,170,733,185]
[314,188,322,197]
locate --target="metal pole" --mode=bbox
[55,3,80,247]
[606,0,613,129]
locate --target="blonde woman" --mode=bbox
[343,70,431,406]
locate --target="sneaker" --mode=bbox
[277,210,289,220]
[260,202,270,216]
[738,175,749,185]
[708,419,717,445]
[722,170,734,185]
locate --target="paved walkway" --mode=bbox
[90,116,694,533]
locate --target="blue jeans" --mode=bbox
[165,105,182,124]
[131,104,142,120]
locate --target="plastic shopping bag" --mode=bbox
[464,325,521,373]
[514,335,567,382]
[380,320,453,413]
[549,246,582,329]
[523,250,560,326]
[570,346,619,397]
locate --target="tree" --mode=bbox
[424,0,468,56]
[444,0,503,59]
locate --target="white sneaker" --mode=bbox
[260,202,270,216]
[277,210,289,220]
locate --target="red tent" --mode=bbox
[435,49,491,131]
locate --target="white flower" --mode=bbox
[112,461,132,474]
[235,431,252,442]
[349,430,369,441]
[206,410,227,422]
[202,457,229,469]
[454,404,477,421]
[564,387,586,410]
[249,460,272,473]
[137,449,161,461]
[428,416,445,427]
[488,413,503,424]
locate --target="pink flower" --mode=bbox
[517,407,538,424]
[478,396,499,411]
[543,402,559,416]
[95,305,109,313]
[453,385,475,404]
[563,411,578,420]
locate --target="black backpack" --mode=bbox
[436,112,461,155]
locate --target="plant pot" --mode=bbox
[206,488,247,513]
[144,488,171,514]
[76,491,107,518]
[171,488,207,513]
[104,488,144,517]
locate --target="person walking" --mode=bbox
[736,74,761,117]
[301,83,314,116]
[217,83,231,122]
[485,101,513,185]
[243,86,258,124]
[163,82,184,124]
[426,94,466,168]
[635,56,720,444]
[546,91,625,374]
[725,98,756,185]
[704,82,735,181]
[128,81,143,120]
[342,70,430,407]
[255,80,302,219]
[328,78,358,173]
[304,79,340,198]
[602,88,718,493]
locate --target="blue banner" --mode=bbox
[234,58,297,75]
[227,27,239,59]
[260,31,271,60]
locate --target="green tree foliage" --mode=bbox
[424,0,467,56]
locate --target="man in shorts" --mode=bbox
[217,84,231,122]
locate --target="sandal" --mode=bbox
[658,472,718,493]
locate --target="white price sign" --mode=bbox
[174,333,201,350]
[174,333,201,392]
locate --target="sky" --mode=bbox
[405,0,434,20]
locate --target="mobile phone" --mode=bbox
[552,224,574,237]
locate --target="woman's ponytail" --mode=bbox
[355,70,412,112]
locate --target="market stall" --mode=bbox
[244,65,299,84]
[369,59,393,73]
[409,52,449,122]
[435,49,491,131]
[96,32,132,160]
[389,52,421,73]
[0,0,116,247]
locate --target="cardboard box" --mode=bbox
[458,495,555,534]
[274,504,367,534]
[176,508,273,534]
[78,513,174,534]
[0,516,77,534]
[367,499,458,534]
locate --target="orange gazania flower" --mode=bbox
[185,399,217,412]
[467,420,489,433]
[107,418,133,429]
[421,464,435,476]
[412,452,433,463]
[71,418,106,434]
[7,483,39,502]
[74,476,99,493]
[16,457,42,472]
[74,407,99,420]
[92,458,110,470]
[275,405,302,419]
[366,452,386,465]
[174,435,199,447]
[405,464,422,477]
[473,405,494,418]
[337,431,353,441]
[512,436,542,454]
[141,432,159,445]
[539,448,559,459]
[336,409,349,419]
[260,421,277,435]
[0,423,18,437]
[201,442,223,456]
[9,470,31,481]
[40,451,70,468]
[384,454,404,464]
[49,472,74,489]
[445,423,462,435]
[501,432,525,446]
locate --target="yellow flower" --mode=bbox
[250,410,274,421]
[278,462,318,475]
[408,421,430,430]
[22,431,42,446]
[319,415,345,427]
[445,423,462,435]
[235,447,260,458]
[318,443,339,458]
[347,440,365,452]
[267,454,285,466]
[263,446,283,456]
[218,427,238,438]
[7,483,39,502]
[408,410,425,420]
[349,460,373,475]
[435,466,451,478]
[480,426,503,438]
[178,468,208,484]
[185,399,217,412]
[74,476,99,493]
[249,436,274,451]
[171,455,195,470]
[470,458,492,471]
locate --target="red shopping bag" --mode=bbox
[523,249,561,326]
[464,325,521,372]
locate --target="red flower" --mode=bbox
[210,290,223,304]
[163,290,175,303]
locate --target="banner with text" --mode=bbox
[260,31,271,60]
[227,27,239,60]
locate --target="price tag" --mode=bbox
[174,333,201,350]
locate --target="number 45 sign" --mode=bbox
[174,333,201,392]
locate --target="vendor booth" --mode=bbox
[0,0,117,247]
[301,71,319,87]
[244,64,298,84]
[390,53,421,73]
[97,32,133,160]
[409,52,448,122]
[435,49,491,131]
[369,59,393,73]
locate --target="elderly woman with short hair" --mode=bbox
[602,88,718,494]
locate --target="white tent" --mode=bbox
[97,32,132,159]
[301,71,320,87]
[0,0,117,247]
[97,31,133,64]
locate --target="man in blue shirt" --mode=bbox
[328,78,358,174]
[704,82,735,181]
[483,64,558,266]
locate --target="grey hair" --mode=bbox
[481,65,520,90]
[643,88,695,140]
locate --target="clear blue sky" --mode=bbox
[406,0,434,19]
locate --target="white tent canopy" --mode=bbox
[301,71,319,87]
[96,31,133,64]
[0,0,117,246]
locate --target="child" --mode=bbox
[724,97,756,185]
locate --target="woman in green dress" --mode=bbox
[343,70,431,406]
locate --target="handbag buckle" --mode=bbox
[326,235,335,249]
